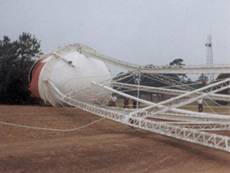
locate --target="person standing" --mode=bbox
[197,99,203,112]
[111,95,117,107]
[132,100,137,108]
[124,98,129,108]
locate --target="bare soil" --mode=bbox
[0,105,230,173]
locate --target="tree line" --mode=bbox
[0,33,41,104]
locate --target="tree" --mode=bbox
[169,58,188,83]
[0,33,41,104]
[169,58,185,66]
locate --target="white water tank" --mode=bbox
[29,44,112,106]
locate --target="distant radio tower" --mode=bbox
[205,34,214,81]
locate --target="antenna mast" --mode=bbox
[205,34,214,81]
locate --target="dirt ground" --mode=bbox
[0,105,230,173]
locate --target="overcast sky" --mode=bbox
[0,0,229,65]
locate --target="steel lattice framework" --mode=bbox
[35,43,230,153]
[48,81,230,153]
[112,82,230,102]
[129,78,230,118]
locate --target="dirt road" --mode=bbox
[0,105,230,173]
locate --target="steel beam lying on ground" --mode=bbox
[92,82,230,122]
[113,82,230,102]
[92,81,230,122]
[108,81,230,130]
[149,112,230,123]
[164,121,230,131]
[48,81,230,153]
[129,78,230,117]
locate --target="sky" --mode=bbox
[0,0,230,66]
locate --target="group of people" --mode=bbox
[124,98,140,108]
[109,96,139,108]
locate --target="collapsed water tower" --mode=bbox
[29,44,112,106]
